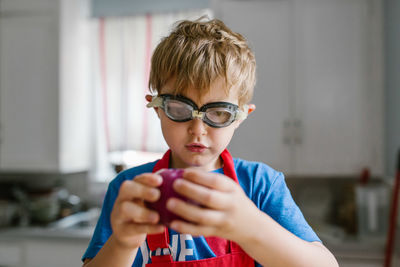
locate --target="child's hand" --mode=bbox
[110,173,165,249]
[166,169,260,243]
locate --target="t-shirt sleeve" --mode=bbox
[256,168,321,243]
[81,181,119,262]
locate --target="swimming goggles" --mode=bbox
[147,94,249,128]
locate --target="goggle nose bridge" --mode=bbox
[192,110,205,119]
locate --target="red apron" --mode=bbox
[146,149,255,266]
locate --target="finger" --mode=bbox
[141,224,166,234]
[173,178,230,210]
[134,173,163,187]
[118,200,160,224]
[118,179,160,203]
[183,169,236,192]
[166,198,225,226]
[116,222,165,236]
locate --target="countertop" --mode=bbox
[0,208,100,241]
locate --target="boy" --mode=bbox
[83,18,338,267]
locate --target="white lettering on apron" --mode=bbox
[178,234,194,261]
[140,242,149,267]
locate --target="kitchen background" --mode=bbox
[0,0,399,266]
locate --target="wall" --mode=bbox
[385,0,400,177]
[91,0,209,17]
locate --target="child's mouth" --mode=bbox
[186,143,207,152]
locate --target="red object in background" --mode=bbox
[384,149,400,267]
[140,14,153,152]
[359,167,371,185]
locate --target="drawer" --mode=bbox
[0,241,23,266]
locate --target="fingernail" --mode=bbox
[149,213,158,222]
[151,188,160,198]
[174,179,182,187]
[167,199,176,209]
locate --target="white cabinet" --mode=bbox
[0,241,23,266]
[0,237,89,267]
[337,260,382,267]
[25,239,88,267]
[290,0,384,176]
[0,0,91,173]
[221,0,384,176]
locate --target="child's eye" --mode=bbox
[206,108,232,123]
[214,111,226,117]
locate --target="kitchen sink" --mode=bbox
[49,208,100,230]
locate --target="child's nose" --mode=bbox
[188,118,207,136]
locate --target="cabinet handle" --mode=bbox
[293,118,302,145]
[283,119,303,145]
[283,119,292,145]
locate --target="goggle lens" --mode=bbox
[164,99,193,121]
[204,107,234,125]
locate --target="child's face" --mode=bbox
[157,78,241,171]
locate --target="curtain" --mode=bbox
[90,10,212,181]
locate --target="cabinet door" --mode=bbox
[25,239,89,267]
[337,259,383,267]
[221,1,293,173]
[0,11,60,171]
[218,0,383,176]
[292,0,384,175]
[0,241,23,266]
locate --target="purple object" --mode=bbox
[147,168,192,225]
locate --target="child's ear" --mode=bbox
[145,94,153,102]
[247,104,256,115]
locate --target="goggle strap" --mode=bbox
[146,95,163,108]
[235,104,249,121]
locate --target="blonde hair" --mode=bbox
[148,17,256,107]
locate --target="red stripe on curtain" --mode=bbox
[121,22,129,150]
[99,18,111,152]
[141,13,152,152]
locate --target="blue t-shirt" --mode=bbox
[82,158,320,266]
